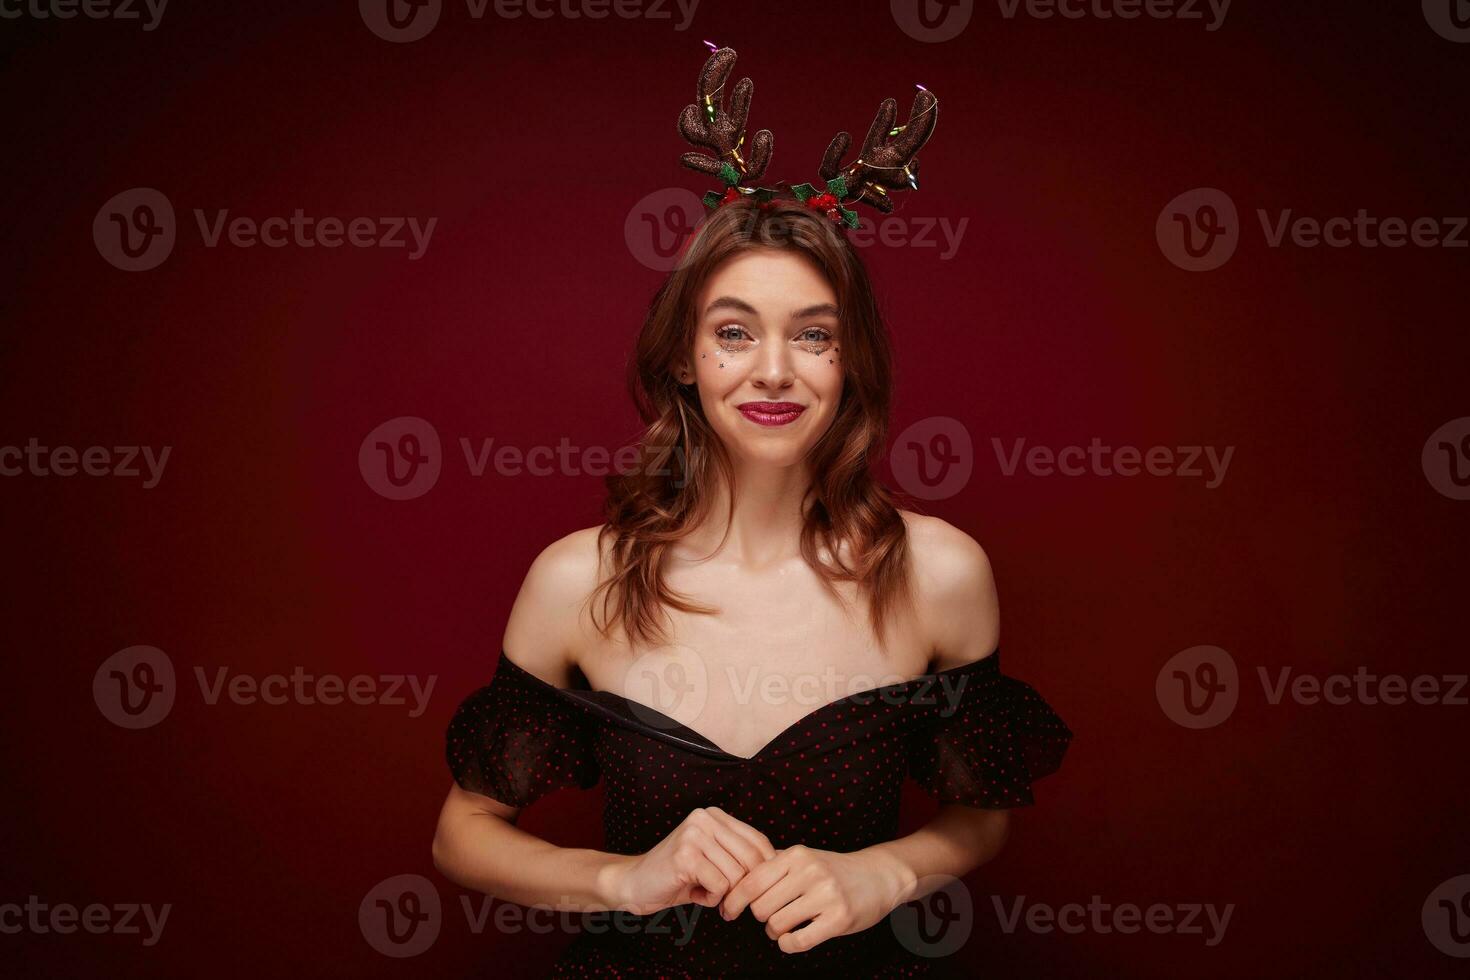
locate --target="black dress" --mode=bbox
[445,648,1072,977]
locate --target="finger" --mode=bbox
[688,828,747,893]
[765,891,824,940]
[778,911,841,954]
[703,807,776,862]
[687,854,730,907]
[705,825,766,881]
[748,868,806,924]
[721,858,788,920]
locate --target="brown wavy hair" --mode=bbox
[590,197,914,649]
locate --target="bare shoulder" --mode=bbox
[500,524,611,686]
[898,510,1000,671]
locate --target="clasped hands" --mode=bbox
[606,806,913,954]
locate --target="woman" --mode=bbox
[432,46,1071,976]
[432,202,1072,977]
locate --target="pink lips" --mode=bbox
[737,401,805,427]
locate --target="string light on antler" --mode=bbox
[888,85,936,135]
[701,40,722,122]
[675,44,938,228]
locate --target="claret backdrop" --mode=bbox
[2,0,1467,976]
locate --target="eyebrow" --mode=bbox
[703,296,839,320]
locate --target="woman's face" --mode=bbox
[680,248,844,469]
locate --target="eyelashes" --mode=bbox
[713,324,836,354]
[795,327,834,353]
[714,324,751,352]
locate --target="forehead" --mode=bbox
[696,250,837,316]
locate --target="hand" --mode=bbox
[606,806,776,916]
[719,845,913,954]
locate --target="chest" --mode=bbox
[576,556,930,760]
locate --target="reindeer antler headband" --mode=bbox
[677,41,939,229]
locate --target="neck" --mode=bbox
[683,456,814,568]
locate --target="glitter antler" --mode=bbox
[818,85,939,214]
[677,45,774,192]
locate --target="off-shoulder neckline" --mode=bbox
[497,647,1000,763]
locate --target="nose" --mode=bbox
[751,338,795,392]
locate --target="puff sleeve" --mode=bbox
[445,652,601,807]
[906,652,1072,808]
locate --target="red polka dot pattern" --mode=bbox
[445,647,1072,976]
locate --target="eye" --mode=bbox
[715,324,752,349]
[794,326,834,351]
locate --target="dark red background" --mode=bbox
[2,0,1467,976]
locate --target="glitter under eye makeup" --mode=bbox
[714,324,751,353]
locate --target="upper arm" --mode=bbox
[904,513,1000,672]
[441,525,606,829]
[501,524,608,687]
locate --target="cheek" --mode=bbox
[799,344,844,394]
[694,349,744,385]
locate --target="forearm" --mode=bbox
[433,809,633,913]
[856,804,1011,908]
